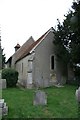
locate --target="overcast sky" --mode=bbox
[0,0,73,60]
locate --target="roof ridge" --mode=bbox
[15,27,54,62]
[29,27,54,53]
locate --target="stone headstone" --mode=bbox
[33,90,47,105]
[0,72,1,79]
[0,99,8,116]
[76,87,80,102]
[0,99,4,108]
[2,79,6,89]
[0,79,2,90]
[2,103,8,116]
[0,79,6,89]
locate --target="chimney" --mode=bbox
[14,43,20,52]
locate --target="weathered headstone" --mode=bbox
[0,99,4,108]
[2,103,8,116]
[0,79,6,89]
[33,90,47,105]
[0,72,1,79]
[0,99,8,116]
[76,87,80,118]
[0,79,2,90]
[76,87,80,102]
[2,79,6,89]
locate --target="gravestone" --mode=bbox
[0,79,6,89]
[75,87,80,118]
[0,99,8,116]
[0,72,1,79]
[33,90,47,105]
[2,79,6,89]
[0,72,6,89]
[0,99,4,108]
[76,87,80,102]
[0,79,2,90]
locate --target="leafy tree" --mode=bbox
[2,68,18,87]
[54,1,80,85]
[0,41,6,69]
[54,0,80,66]
[2,50,6,69]
[70,1,80,64]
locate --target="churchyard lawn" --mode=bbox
[2,85,78,118]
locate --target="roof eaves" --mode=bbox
[15,53,30,63]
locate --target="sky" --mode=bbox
[0,0,73,60]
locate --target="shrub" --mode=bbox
[2,68,18,87]
[67,79,79,86]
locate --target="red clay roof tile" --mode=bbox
[15,29,50,62]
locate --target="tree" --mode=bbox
[70,1,80,64]
[0,38,2,69]
[54,0,80,66]
[2,49,6,69]
[0,39,6,69]
[54,1,80,84]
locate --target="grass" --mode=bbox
[2,85,78,118]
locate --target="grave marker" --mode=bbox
[33,90,47,105]
[0,99,8,116]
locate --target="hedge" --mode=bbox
[2,68,18,87]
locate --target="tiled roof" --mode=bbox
[7,27,54,63]
[13,36,34,63]
[15,28,54,63]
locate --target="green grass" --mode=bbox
[2,85,78,118]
